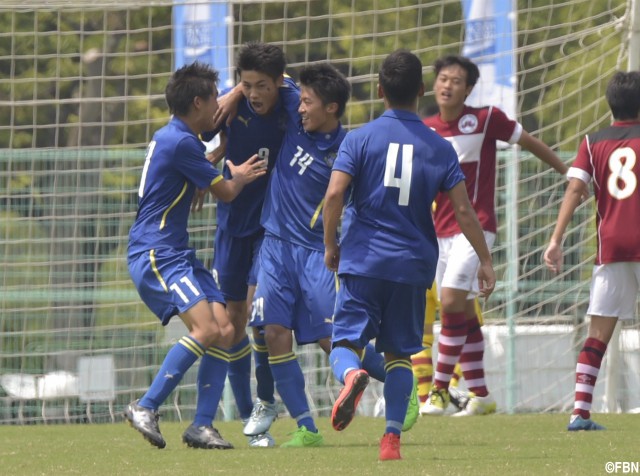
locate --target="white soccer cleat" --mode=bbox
[452,392,496,416]
[243,399,278,436]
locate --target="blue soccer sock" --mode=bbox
[139,335,204,410]
[193,346,230,427]
[329,346,362,384]
[227,335,253,419]
[383,359,413,436]
[253,334,275,403]
[269,352,317,432]
[362,343,386,383]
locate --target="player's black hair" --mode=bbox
[606,71,640,120]
[433,55,480,88]
[379,49,423,108]
[299,63,351,118]
[236,41,287,81]
[165,61,219,116]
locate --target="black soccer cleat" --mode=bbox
[124,400,166,449]
[182,424,234,449]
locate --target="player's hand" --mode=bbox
[213,87,242,128]
[226,154,267,185]
[324,244,340,272]
[543,241,563,274]
[191,188,208,213]
[476,261,496,299]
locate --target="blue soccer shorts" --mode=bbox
[213,228,263,302]
[249,235,333,345]
[128,247,224,325]
[332,274,427,356]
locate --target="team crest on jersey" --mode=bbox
[458,114,478,134]
[324,152,337,167]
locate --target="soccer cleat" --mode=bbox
[402,376,419,431]
[182,424,234,449]
[567,414,606,431]
[280,425,324,448]
[243,399,279,436]
[379,433,401,461]
[247,431,276,447]
[448,386,470,411]
[331,369,370,431]
[452,392,496,417]
[124,399,166,449]
[419,387,450,416]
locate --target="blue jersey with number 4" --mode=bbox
[333,109,464,287]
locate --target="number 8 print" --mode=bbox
[607,147,637,200]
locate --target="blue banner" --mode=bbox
[461,0,516,118]
[173,1,233,88]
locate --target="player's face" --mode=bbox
[433,64,473,111]
[299,85,335,133]
[240,70,283,116]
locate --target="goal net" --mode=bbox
[0,0,638,424]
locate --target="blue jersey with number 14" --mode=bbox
[333,109,465,287]
[260,114,346,251]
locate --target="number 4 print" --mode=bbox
[384,143,413,206]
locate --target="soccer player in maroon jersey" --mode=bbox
[421,55,568,417]
[544,70,640,431]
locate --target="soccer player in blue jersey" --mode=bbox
[246,63,349,448]
[203,42,301,447]
[323,50,496,460]
[125,61,267,450]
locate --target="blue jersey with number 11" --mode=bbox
[333,109,465,287]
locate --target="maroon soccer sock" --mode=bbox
[434,311,467,389]
[573,337,607,419]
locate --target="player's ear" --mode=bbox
[377,83,384,99]
[325,101,339,115]
[275,74,285,88]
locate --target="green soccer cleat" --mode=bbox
[402,376,419,431]
[280,425,324,448]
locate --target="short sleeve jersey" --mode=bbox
[568,121,640,264]
[423,105,522,236]
[260,113,346,251]
[213,77,300,237]
[334,109,465,287]
[128,117,221,255]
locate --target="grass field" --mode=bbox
[1,413,638,475]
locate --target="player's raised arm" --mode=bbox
[517,130,568,175]
[209,154,267,203]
